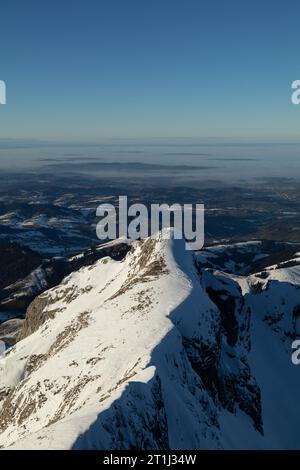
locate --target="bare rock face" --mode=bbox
[0,319,24,347]
[18,294,52,341]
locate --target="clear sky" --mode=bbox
[0,0,300,141]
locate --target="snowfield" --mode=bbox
[0,230,300,449]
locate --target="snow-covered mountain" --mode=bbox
[0,203,99,256]
[0,240,130,334]
[197,240,300,275]
[0,230,300,450]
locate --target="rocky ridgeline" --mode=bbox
[0,232,299,449]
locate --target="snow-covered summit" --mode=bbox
[0,231,300,449]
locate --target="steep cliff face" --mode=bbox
[0,231,299,450]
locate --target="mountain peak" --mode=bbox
[0,232,300,449]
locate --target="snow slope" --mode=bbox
[0,230,300,449]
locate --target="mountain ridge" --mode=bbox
[0,230,299,449]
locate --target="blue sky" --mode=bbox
[0,0,300,141]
